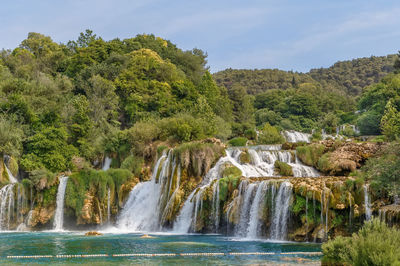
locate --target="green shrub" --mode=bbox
[296,144,325,167]
[322,218,400,265]
[292,195,306,214]
[244,129,257,140]
[274,160,293,176]
[228,137,247,147]
[120,155,144,176]
[257,123,285,144]
[174,142,224,177]
[317,152,332,173]
[29,168,57,191]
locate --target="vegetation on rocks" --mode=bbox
[322,218,400,266]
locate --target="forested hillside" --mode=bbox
[214,55,396,97]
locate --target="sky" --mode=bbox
[1,0,400,73]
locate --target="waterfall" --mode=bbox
[270,181,293,240]
[117,150,185,232]
[305,194,308,241]
[107,188,111,223]
[226,146,319,178]
[282,130,311,143]
[320,190,325,238]
[53,176,69,231]
[0,184,15,230]
[212,181,220,231]
[246,181,269,239]
[102,156,112,171]
[235,183,257,237]
[5,164,18,183]
[172,189,196,233]
[363,185,372,221]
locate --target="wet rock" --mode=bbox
[85,231,103,236]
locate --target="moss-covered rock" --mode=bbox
[274,160,293,176]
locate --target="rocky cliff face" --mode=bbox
[0,140,395,242]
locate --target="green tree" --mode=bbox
[21,127,78,172]
[363,142,400,200]
[381,100,400,140]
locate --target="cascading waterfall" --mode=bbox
[282,130,311,143]
[246,181,269,239]
[117,150,184,232]
[0,163,19,231]
[0,184,15,230]
[226,146,319,178]
[102,156,112,171]
[53,176,69,231]
[5,164,18,183]
[212,180,220,231]
[107,188,111,223]
[364,185,372,220]
[235,183,257,237]
[269,181,293,240]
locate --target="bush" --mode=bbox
[274,160,293,176]
[296,144,325,167]
[257,123,285,144]
[322,218,400,265]
[363,142,400,199]
[357,111,381,135]
[228,137,247,147]
[120,155,144,176]
[244,129,257,140]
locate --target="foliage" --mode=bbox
[257,123,285,144]
[380,100,400,140]
[21,127,78,172]
[228,137,247,147]
[65,168,132,217]
[274,161,293,176]
[357,73,400,135]
[120,155,144,176]
[29,168,57,191]
[322,218,400,265]
[363,142,400,199]
[296,144,325,167]
[0,115,24,157]
[173,142,224,177]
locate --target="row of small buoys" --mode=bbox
[6,252,322,259]
[7,255,53,259]
[180,253,225,256]
[229,252,276,255]
[280,252,323,255]
[112,253,176,257]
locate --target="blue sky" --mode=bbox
[1,0,400,72]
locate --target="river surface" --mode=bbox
[0,232,321,265]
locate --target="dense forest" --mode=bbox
[0,30,400,177]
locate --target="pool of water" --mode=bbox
[0,232,321,265]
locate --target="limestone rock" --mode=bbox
[85,231,103,236]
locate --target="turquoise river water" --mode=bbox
[0,232,321,265]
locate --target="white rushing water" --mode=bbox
[0,161,20,231]
[117,150,183,232]
[226,146,319,178]
[107,188,111,223]
[0,184,15,230]
[282,130,311,143]
[102,156,112,171]
[53,176,69,231]
[363,185,372,221]
[269,181,293,240]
